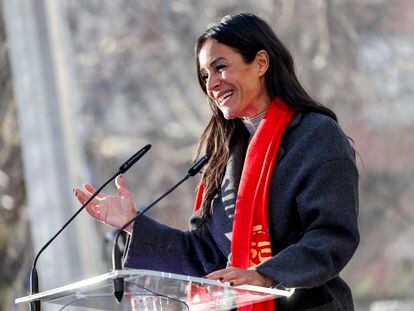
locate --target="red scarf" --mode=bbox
[194,97,294,310]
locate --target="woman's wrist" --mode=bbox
[249,268,274,287]
[257,271,274,287]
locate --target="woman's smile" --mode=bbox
[215,89,235,106]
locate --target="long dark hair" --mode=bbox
[194,13,338,218]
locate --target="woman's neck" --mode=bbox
[241,109,267,136]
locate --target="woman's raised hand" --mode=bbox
[74,175,137,233]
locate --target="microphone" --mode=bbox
[111,154,210,302]
[118,144,151,174]
[29,144,151,311]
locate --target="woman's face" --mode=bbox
[198,39,270,119]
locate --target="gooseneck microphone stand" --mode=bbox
[111,154,210,302]
[29,144,151,311]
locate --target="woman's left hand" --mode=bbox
[205,267,273,287]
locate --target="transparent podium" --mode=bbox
[16,269,295,310]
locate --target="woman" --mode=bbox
[75,13,359,310]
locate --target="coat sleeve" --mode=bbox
[256,158,359,289]
[123,212,227,277]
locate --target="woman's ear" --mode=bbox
[256,50,269,77]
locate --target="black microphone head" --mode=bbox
[118,144,151,174]
[188,154,210,176]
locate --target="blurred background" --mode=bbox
[1,0,413,310]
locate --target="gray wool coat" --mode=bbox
[125,111,360,311]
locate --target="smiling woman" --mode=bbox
[75,13,359,311]
[198,39,270,119]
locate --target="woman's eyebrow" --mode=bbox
[209,57,226,69]
[201,57,227,72]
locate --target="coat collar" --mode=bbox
[275,111,303,164]
[225,111,303,196]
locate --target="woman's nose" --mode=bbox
[206,75,220,92]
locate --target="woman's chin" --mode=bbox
[222,112,237,120]
[220,108,238,120]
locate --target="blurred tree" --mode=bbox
[0,1,32,309]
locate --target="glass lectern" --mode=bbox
[15,269,295,310]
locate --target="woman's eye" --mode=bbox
[201,73,209,82]
[215,64,226,72]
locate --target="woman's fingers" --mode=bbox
[74,178,136,230]
[74,188,100,220]
[115,175,130,197]
[74,188,93,205]
[227,275,248,287]
[207,269,242,284]
[82,183,96,195]
[206,267,273,287]
[205,269,227,281]
[83,184,106,200]
[74,187,108,222]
